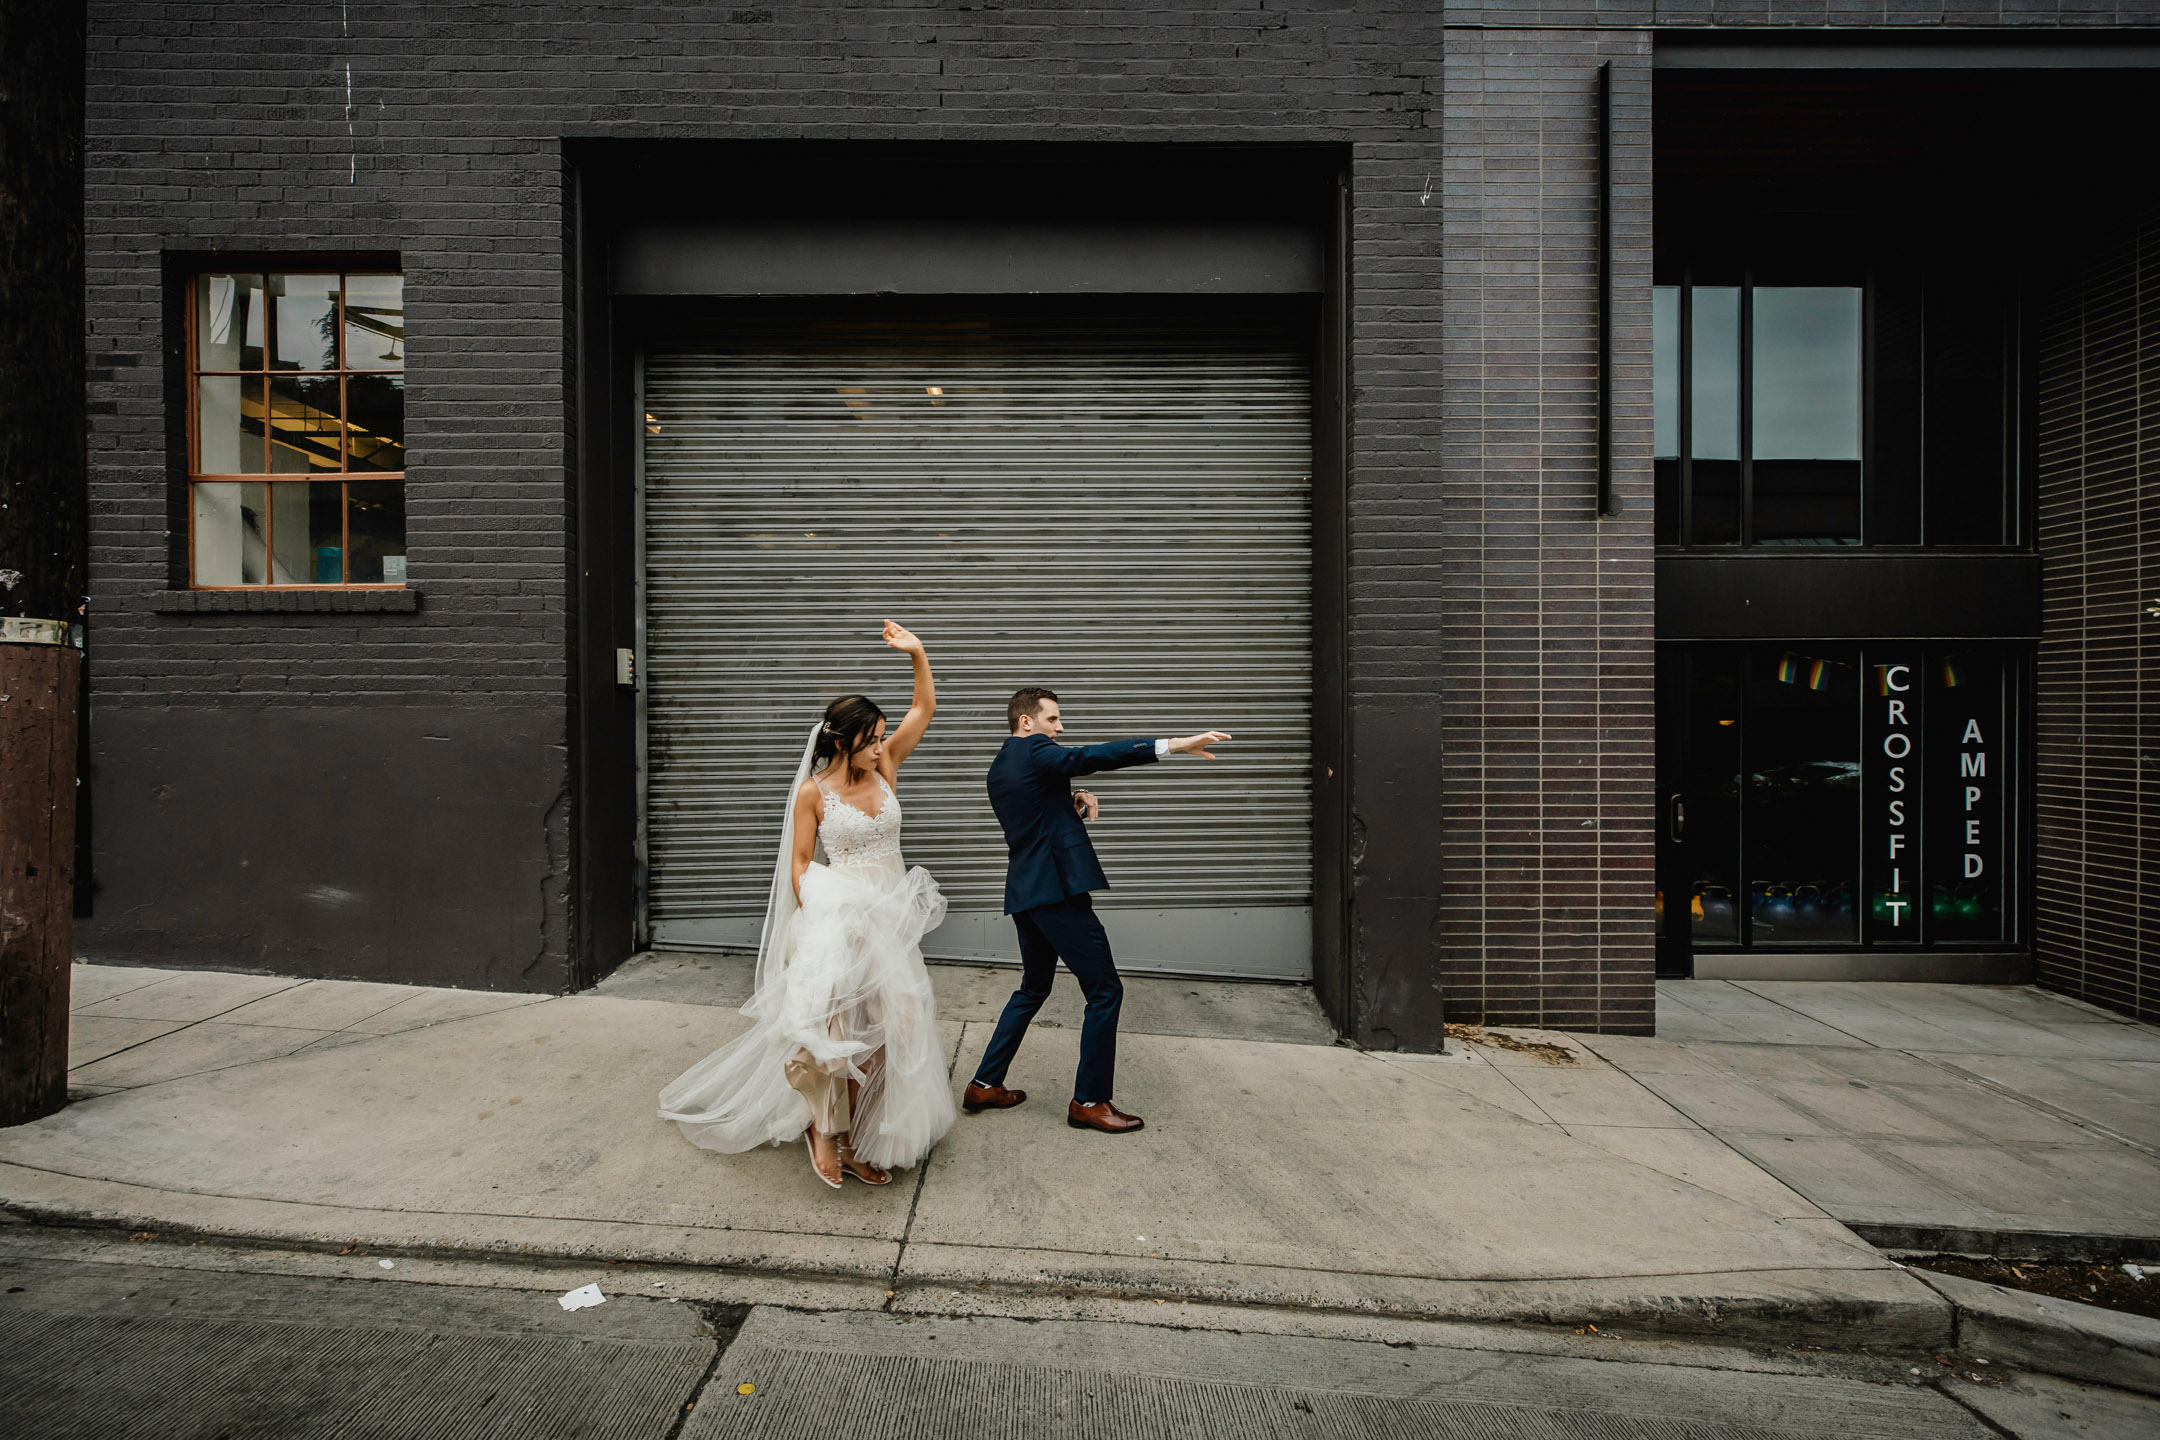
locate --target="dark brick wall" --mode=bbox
[83,4,580,988]
[78,2,2151,1026]
[2034,213,2159,1025]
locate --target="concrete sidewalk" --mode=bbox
[1586,980,2160,1254]
[4,958,2153,1357]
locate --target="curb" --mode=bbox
[1910,1268,2160,1398]
[0,1184,1950,1355]
[1852,1222,2160,1265]
[24,1164,2158,1395]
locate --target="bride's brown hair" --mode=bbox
[815,694,885,770]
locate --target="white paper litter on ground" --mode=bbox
[558,1283,607,1312]
[378,1260,394,1270]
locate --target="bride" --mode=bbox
[658,621,955,1187]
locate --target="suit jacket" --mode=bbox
[987,733,1158,915]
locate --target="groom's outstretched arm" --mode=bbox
[1024,734,1158,779]
[1025,730,1233,779]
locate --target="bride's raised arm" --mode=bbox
[879,620,936,773]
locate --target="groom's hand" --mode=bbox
[1167,731,1232,760]
[1073,790,1100,823]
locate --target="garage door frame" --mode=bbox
[567,145,1351,1016]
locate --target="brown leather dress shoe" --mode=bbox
[962,1081,1026,1113]
[1067,1100,1145,1133]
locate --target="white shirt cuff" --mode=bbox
[1154,738,1171,757]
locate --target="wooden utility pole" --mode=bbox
[0,2,88,1126]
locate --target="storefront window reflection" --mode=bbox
[1673,643,2020,953]
[1746,648,1859,945]
[1684,650,1743,944]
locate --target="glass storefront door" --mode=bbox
[1656,642,2023,969]
[1745,646,1860,945]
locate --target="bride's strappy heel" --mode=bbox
[838,1140,892,1186]
[805,1131,843,1189]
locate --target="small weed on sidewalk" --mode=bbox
[1444,1023,1578,1065]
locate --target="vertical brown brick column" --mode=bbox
[1432,27,1656,1034]
[2035,214,2160,1024]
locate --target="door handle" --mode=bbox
[1670,795,1685,844]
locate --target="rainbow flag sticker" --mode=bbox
[1779,653,1831,689]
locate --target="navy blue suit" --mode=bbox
[973,733,1158,1104]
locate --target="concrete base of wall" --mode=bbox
[77,705,569,991]
[1693,951,2034,984]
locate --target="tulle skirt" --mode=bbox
[657,859,956,1172]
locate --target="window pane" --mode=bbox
[1927,651,2006,941]
[271,273,341,371]
[196,375,265,474]
[1653,286,1680,459]
[269,481,346,584]
[346,481,407,583]
[1747,648,1859,945]
[193,481,268,586]
[268,374,345,472]
[1751,287,1861,546]
[1689,287,1741,458]
[347,374,405,471]
[1654,285,1681,544]
[1752,288,1861,460]
[343,274,405,371]
[1689,286,1741,545]
[1685,649,1745,946]
[1872,275,1924,546]
[195,274,265,370]
[1925,278,2011,546]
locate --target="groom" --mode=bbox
[962,687,1230,1134]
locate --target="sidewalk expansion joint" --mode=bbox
[661,1302,749,1440]
[884,1026,964,1311]
[1913,1052,2160,1160]
[1932,1380,2019,1440]
[66,981,312,1072]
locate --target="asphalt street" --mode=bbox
[2,1238,2153,1439]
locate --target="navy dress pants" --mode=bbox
[970,893,1123,1105]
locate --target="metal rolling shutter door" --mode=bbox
[640,315,1312,978]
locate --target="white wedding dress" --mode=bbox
[658,728,955,1172]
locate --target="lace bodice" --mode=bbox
[817,774,904,873]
